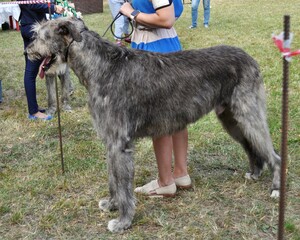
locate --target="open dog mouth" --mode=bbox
[39,54,56,79]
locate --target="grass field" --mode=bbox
[0,0,299,239]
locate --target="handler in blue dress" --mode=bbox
[19,1,64,120]
[124,0,183,53]
[120,0,192,197]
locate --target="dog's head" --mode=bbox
[26,17,84,76]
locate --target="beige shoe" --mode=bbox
[174,175,192,189]
[134,180,176,198]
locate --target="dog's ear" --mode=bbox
[57,21,82,42]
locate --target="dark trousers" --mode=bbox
[21,24,43,115]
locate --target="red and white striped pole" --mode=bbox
[0,1,48,4]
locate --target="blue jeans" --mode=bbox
[108,0,129,40]
[191,0,210,27]
[21,24,43,115]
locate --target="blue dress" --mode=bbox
[131,0,183,53]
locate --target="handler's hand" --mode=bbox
[119,2,134,18]
[55,5,65,14]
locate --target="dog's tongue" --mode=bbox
[39,57,51,79]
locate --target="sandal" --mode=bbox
[174,175,192,189]
[28,113,53,121]
[134,180,176,198]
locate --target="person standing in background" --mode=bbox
[19,1,64,120]
[108,0,131,46]
[189,0,210,29]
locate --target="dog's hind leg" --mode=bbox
[99,138,135,233]
[216,98,281,197]
[216,108,265,177]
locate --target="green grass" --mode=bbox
[0,0,300,239]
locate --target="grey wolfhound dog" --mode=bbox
[26,17,281,233]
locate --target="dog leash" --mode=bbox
[102,12,133,40]
[102,0,133,39]
[47,1,65,174]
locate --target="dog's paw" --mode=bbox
[63,104,72,112]
[46,107,56,116]
[99,198,119,212]
[99,199,110,212]
[108,219,123,233]
[270,190,280,198]
[107,218,131,233]
[244,172,259,180]
[245,172,252,180]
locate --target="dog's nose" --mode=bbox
[23,50,28,56]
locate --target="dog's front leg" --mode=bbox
[99,140,135,233]
[45,74,57,115]
[58,67,72,112]
[98,153,119,212]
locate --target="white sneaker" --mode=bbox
[134,180,176,198]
